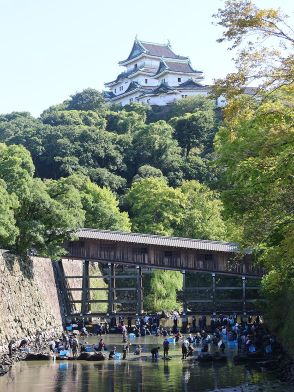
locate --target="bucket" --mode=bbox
[129,333,136,339]
[227,340,237,349]
[114,353,122,360]
[167,337,175,343]
[249,344,256,353]
[59,350,70,357]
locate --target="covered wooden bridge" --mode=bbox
[56,229,264,318]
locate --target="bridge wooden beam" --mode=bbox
[212,273,216,314]
[182,270,187,314]
[67,287,108,291]
[108,263,116,315]
[136,266,143,315]
[69,299,138,304]
[242,276,246,315]
[66,287,138,291]
[67,260,262,278]
[81,260,90,316]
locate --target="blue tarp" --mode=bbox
[59,350,70,356]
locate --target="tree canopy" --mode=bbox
[67,88,106,111]
[214,0,294,354]
[213,0,294,97]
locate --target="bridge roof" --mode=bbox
[76,229,244,254]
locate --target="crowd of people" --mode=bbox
[49,313,274,361]
[7,314,275,363]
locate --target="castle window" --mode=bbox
[134,63,138,70]
[145,79,148,84]
[114,88,116,93]
[182,94,187,98]
[178,77,182,83]
[130,98,133,103]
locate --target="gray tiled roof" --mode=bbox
[178,79,206,89]
[141,41,188,60]
[165,61,199,73]
[102,91,115,99]
[105,66,155,86]
[139,83,176,97]
[76,229,243,253]
[119,39,189,64]
[124,81,141,93]
[154,60,201,76]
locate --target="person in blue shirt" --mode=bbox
[163,338,170,359]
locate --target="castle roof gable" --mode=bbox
[178,79,206,89]
[154,59,202,77]
[139,82,177,97]
[119,39,189,65]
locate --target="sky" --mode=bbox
[0,0,293,116]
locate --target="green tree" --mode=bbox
[215,92,294,350]
[125,177,185,313]
[170,110,215,158]
[13,178,85,257]
[41,109,106,128]
[0,180,19,246]
[144,270,183,313]
[213,0,294,97]
[67,88,106,111]
[106,110,145,134]
[213,1,294,353]
[132,165,164,182]
[0,143,35,199]
[168,95,215,119]
[215,91,294,244]
[125,177,184,235]
[178,180,226,240]
[122,102,150,121]
[87,167,126,192]
[0,143,86,257]
[132,121,184,185]
[181,152,213,184]
[55,174,131,231]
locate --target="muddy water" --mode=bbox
[1,335,293,392]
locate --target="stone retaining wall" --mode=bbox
[0,252,63,353]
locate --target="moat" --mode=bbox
[1,335,293,392]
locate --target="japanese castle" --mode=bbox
[104,38,212,106]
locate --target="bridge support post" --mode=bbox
[108,263,116,315]
[182,270,187,314]
[212,273,216,314]
[242,276,246,315]
[136,266,143,315]
[81,260,90,318]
